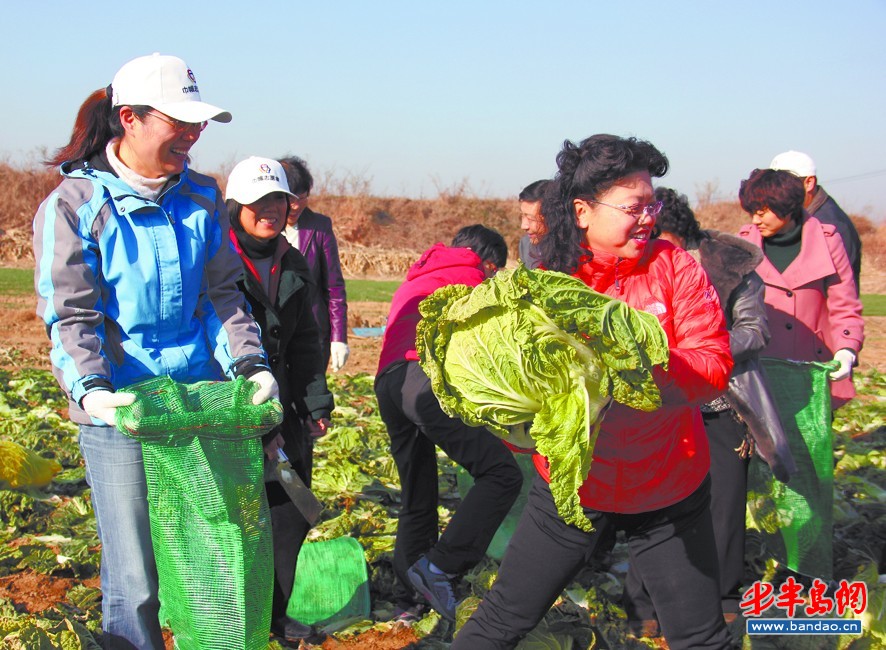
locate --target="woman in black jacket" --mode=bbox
[225,156,335,644]
[625,187,795,632]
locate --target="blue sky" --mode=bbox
[4,1,885,219]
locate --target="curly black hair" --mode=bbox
[539,134,669,273]
[653,187,703,248]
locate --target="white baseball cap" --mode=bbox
[225,157,295,205]
[111,53,232,124]
[770,150,816,178]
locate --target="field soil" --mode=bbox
[3,294,882,376]
[0,297,391,375]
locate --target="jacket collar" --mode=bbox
[232,232,306,306]
[696,230,763,305]
[742,215,835,289]
[807,186,830,215]
[62,152,185,214]
[293,208,319,251]
[574,245,643,291]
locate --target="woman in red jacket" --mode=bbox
[737,168,864,409]
[453,135,733,650]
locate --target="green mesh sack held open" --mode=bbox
[115,375,284,650]
[746,359,836,580]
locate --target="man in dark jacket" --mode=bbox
[770,150,862,293]
[279,156,350,371]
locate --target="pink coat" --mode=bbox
[738,215,864,406]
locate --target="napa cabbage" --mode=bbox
[417,265,669,531]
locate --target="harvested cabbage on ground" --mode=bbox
[417,265,669,531]
[0,439,62,490]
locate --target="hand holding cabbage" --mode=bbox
[417,266,669,531]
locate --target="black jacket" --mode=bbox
[696,230,797,482]
[808,187,861,294]
[233,236,334,471]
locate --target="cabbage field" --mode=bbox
[0,368,883,649]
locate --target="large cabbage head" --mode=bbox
[418,266,668,531]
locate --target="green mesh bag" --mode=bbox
[747,358,836,580]
[286,536,370,627]
[115,376,284,650]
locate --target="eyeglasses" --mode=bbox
[582,198,663,220]
[290,192,310,202]
[146,111,208,133]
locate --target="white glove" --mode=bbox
[249,370,280,405]
[81,390,135,426]
[330,341,350,372]
[829,349,856,381]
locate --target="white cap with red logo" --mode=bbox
[225,157,295,205]
[111,53,231,124]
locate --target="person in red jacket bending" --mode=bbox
[453,135,734,650]
[374,225,522,622]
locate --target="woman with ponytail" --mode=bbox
[454,135,733,650]
[33,54,277,649]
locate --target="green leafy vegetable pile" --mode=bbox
[0,365,881,648]
[417,266,669,531]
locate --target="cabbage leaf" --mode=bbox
[417,266,669,531]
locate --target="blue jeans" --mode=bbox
[79,424,164,650]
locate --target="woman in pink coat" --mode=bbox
[737,168,864,408]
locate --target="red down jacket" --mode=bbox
[533,240,733,514]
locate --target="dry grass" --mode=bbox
[0,160,59,232]
[2,161,884,287]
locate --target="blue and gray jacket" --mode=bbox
[33,155,267,424]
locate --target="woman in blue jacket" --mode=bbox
[32,54,277,649]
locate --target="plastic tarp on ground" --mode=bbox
[116,376,283,650]
[746,359,836,580]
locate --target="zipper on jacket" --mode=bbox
[155,174,185,223]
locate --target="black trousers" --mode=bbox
[453,474,731,650]
[266,436,313,622]
[375,361,522,604]
[625,409,749,620]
